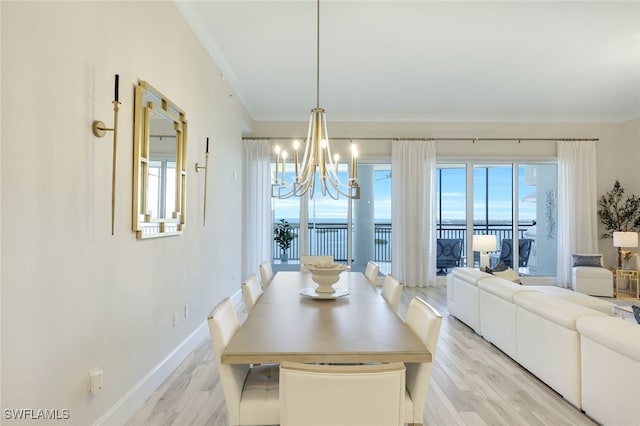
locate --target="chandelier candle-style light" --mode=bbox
[271,0,360,200]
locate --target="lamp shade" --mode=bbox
[473,234,497,252]
[613,231,639,248]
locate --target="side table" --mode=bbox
[614,268,639,298]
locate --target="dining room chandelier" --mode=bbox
[271,0,360,200]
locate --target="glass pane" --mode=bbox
[436,165,467,273]
[474,165,513,269]
[352,164,392,275]
[518,163,557,276]
[308,166,349,261]
[270,162,301,263]
[148,161,160,219]
[165,161,176,216]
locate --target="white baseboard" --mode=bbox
[94,322,209,426]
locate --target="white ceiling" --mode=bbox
[177,1,640,123]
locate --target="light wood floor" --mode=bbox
[127,285,597,426]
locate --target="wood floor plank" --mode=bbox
[127,284,598,426]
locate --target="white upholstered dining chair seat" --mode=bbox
[237,364,280,425]
[208,298,280,426]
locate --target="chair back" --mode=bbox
[280,361,405,426]
[259,261,274,288]
[404,297,442,424]
[381,274,403,312]
[499,239,534,268]
[242,274,263,314]
[436,238,463,273]
[364,261,380,287]
[300,255,334,272]
[207,298,250,426]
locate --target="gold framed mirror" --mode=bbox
[133,81,187,239]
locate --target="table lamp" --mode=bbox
[613,231,638,268]
[473,234,497,271]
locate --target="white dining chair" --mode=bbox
[279,361,405,426]
[381,274,403,313]
[207,298,280,426]
[241,274,263,314]
[403,297,442,426]
[364,260,380,287]
[259,261,274,288]
[300,255,334,272]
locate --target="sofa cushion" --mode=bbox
[527,286,614,315]
[576,316,640,363]
[478,277,536,302]
[451,267,491,286]
[514,292,607,330]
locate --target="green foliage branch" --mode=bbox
[597,180,640,239]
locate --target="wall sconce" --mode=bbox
[194,137,210,226]
[92,74,120,235]
[473,234,497,271]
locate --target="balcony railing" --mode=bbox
[273,222,532,264]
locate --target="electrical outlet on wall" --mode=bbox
[89,368,103,395]
[184,303,189,319]
[173,312,178,327]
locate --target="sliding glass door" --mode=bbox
[436,161,557,277]
[270,161,393,276]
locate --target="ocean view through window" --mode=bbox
[437,162,557,276]
[270,159,557,278]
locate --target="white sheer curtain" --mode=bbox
[391,140,437,287]
[242,139,272,280]
[557,140,598,288]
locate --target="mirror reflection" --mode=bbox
[133,81,187,239]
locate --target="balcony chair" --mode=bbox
[436,238,463,275]
[279,361,405,426]
[498,238,534,268]
[300,255,334,272]
[381,274,403,313]
[365,261,380,287]
[207,298,279,426]
[403,297,443,426]
[259,261,274,288]
[571,253,614,297]
[241,274,263,314]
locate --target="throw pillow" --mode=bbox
[632,305,640,325]
[487,261,508,273]
[572,254,602,268]
[491,267,522,284]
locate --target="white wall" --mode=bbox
[1,2,244,424]
[248,119,640,266]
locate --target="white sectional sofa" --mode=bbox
[447,267,638,422]
[576,317,640,426]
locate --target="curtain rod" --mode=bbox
[242,136,599,142]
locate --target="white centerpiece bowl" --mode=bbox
[306,262,349,293]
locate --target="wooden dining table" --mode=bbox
[221,271,432,365]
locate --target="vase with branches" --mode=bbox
[597,180,640,267]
